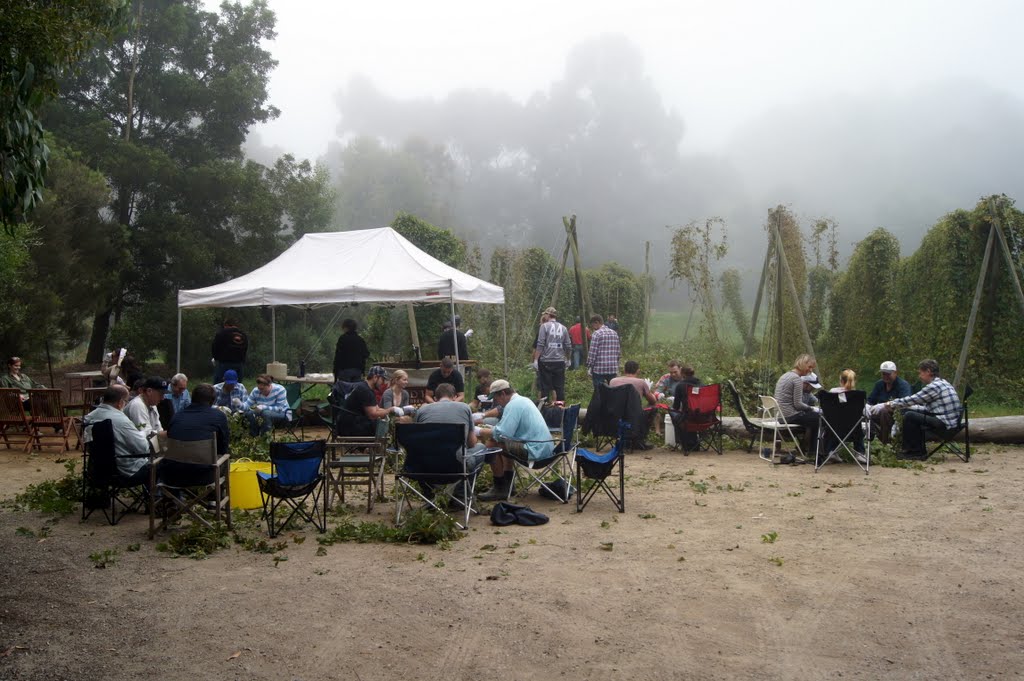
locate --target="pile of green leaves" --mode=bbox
[319,508,462,546]
[11,459,82,516]
[156,522,231,560]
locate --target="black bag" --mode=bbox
[537,478,575,501]
[490,502,549,526]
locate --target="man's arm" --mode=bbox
[867,381,882,405]
[894,379,912,399]
[889,381,937,411]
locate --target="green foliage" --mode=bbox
[157,522,231,560]
[584,262,647,345]
[318,507,462,546]
[719,268,751,350]
[761,531,779,544]
[88,548,119,568]
[669,217,728,355]
[12,459,82,516]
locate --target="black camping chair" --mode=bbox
[149,436,232,539]
[81,419,148,525]
[394,422,482,530]
[258,440,327,537]
[726,380,763,452]
[815,390,870,474]
[583,383,647,451]
[925,385,972,462]
[574,420,628,513]
[507,404,580,503]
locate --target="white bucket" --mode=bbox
[266,362,287,380]
[664,414,675,447]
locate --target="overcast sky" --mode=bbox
[218,0,1024,161]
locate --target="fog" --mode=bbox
[230,0,1024,289]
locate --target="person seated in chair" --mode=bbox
[1,356,45,410]
[125,377,168,441]
[476,379,554,501]
[213,369,247,413]
[166,383,231,484]
[772,354,820,455]
[611,361,658,442]
[83,386,154,487]
[867,361,912,445]
[670,363,705,451]
[336,365,395,437]
[883,359,961,460]
[424,357,465,403]
[821,369,867,465]
[381,369,416,420]
[414,383,490,499]
[166,374,191,413]
[242,374,291,436]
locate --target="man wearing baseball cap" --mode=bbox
[124,376,168,440]
[336,365,395,437]
[867,361,912,444]
[214,369,248,412]
[533,306,572,404]
[476,378,554,501]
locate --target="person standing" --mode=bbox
[586,314,620,390]
[333,318,370,383]
[211,318,248,383]
[533,306,572,403]
[437,316,469,361]
[567,317,590,369]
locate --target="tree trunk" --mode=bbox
[86,306,112,363]
[720,416,1024,445]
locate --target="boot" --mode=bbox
[478,474,511,502]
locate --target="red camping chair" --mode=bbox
[670,384,723,455]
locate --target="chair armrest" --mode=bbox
[215,454,230,467]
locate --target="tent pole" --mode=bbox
[271,306,277,361]
[502,304,508,375]
[176,307,182,373]
[406,303,421,364]
[449,281,459,368]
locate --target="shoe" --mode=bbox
[853,452,868,465]
[824,450,843,465]
[478,481,510,502]
[898,449,927,461]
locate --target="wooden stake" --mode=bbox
[643,240,650,352]
[550,235,571,308]
[745,232,774,356]
[564,215,590,357]
[989,197,1024,315]
[954,220,996,389]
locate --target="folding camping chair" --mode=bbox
[149,436,232,539]
[81,419,148,525]
[394,422,484,530]
[0,388,33,451]
[508,404,580,503]
[27,389,72,452]
[259,440,327,537]
[726,380,763,452]
[670,384,723,455]
[924,385,973,462]
[325,423,388,513]
[815,390,870,474]
[757,395,807,464]
[584,383,646,452]
[274,382,306,441]
[575,420,628,513]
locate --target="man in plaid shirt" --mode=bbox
[885,359,962,459]
[586,314,620,390]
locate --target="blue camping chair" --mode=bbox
[258,440,327,537]
[574,420,629,513]
[508,403,580,503]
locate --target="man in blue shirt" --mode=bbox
[868,361,912,444]
[166,383,230,485]
[477,379,554,501]
[166,373,192,413]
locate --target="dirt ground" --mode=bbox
[1,438,1022,681]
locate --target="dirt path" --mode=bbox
[1,444,1022,680]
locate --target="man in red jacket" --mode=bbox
[567,317,591,370]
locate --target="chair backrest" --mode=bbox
[163,437,218,466]
[562,404,581,441]
[84,419,118,483]
[395,422,466,475]
[759,395,785,422]
[587,383,642,437]
[269,440,326,486]
[817,390,867,437]
[0,388,29,425]
[726,380,756,427]
[28,389,64,425]
[285,382,302,410]
[684,384,721,422]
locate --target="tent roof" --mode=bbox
[177,227,504,309]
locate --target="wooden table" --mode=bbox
[64,371,104,409]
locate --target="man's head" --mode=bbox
[476,368,492,384]
[192,383,215,407]
[667,360,682,380]
[367,365,388,388]
[624,360,640,375]
[223,317,239,328]
[589,314,604,330]
[917,359,940,384]
[439,357,454,377]
[543,306,557,320]
[453,315,461,328]
[879,360,898,385]
[7,356,21,374]
[801,372,822,391]
[170,373,188,396]
[141,377,168,406]
[793,354,817,376]
[102,385,129,409]
[222,369,239,387]
[342,318,357,333]
[255,373,274,396]
[488,378,515,406]
[680,363,695,378]
[433,383,457,400]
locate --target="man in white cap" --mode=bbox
[476,379,553,501]
[868,360,912,444]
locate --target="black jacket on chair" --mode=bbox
[583,383,647,449]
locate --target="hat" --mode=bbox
[801,372,822,389]
[143,376,168,391]
[879,361,897,373]
[488,379,512,397]
[367,365,388,379]
[543,306,557,317]
[223,369,239,384]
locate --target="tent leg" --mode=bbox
[176,307,182,373]
[449,281,459,368]
[271,306,277,361]
[502,304,508,376]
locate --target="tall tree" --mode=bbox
[45,0,281,362]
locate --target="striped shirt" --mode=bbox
[889,377,962,429]
[243,383,291,418]
[586,325,621,375]
[214,382,248,410]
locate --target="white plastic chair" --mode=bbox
[757,395,806,463]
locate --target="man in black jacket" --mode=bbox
[333,318,370,382]
[437,316,469,361]
[212,318,248,383]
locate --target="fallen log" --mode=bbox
[720,416,1024,445]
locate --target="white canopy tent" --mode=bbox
[176,227,507,373]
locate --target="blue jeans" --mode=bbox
[592,373,616,390]
[571,347,583,369]
[245,408,289,435]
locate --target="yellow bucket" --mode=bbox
[230,459,272,510]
